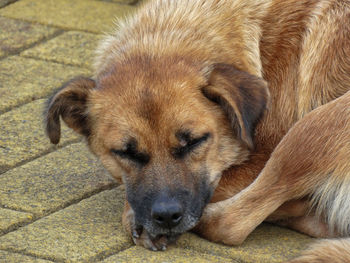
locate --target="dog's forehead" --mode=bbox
[90,82,213,148]
[89,58,214,146]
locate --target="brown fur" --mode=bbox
[45,0,350,260]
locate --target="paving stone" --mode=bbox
[101,246,235,263]
[0,142,116,216]
[0,17,59,58]
[0,56,90,114]
[0,250,52,263]
[0,0,134,33]
[0,187,132,262]
[0,99,81,173]
[0,0,17,8]
[177,224,312,263]
[98,0,139,4]
[0,208,33,235]
[22,31,102,68]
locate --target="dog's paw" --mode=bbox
[131,225,169,251]
[193,202,249,246]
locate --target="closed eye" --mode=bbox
[173,132,211,159]
[111,141,150,165]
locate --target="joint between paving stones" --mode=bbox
[0,0,18,9]
[0,205,30,214]
[0,250,57,263]
[0,218,35,238]
[0,185,119,244]
[97,0,137,6]
[36,182,120,217]
[20,55,92,70]
[0,25,64,60]
[2,247,63,263]
[0,137,82,175]
[3,16,112,35]
[0,186,124,262]
[2,181,119,217]
[84,242,133,263]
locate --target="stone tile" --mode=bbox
[0,99,81,173]
[0,208,33,234]
[0,250,52,263]
[0,17,59,58]
[98,0,139,4]
[101,246,235,263]
[0,0,17,8]
[0,187,132,262]
[177,224,312,263]
[0,142,116,216]
[0,0,134,33]
[22,31,102,68]
[0,56,90,114]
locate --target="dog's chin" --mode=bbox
[141,214,201,240]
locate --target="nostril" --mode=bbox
[171,213,182,223]
[154,215,165,224]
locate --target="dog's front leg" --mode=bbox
[122,200,170,251]
[194,165,291,245]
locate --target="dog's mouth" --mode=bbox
[149,231,181,244]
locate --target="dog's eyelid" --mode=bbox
[176,130,192,142]
[173,132,211,158]
[188,132,211,146]
[110,146,150,166]
[176,130,210,143]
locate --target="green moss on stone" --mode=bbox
[102,246,236,263]
[0,0,134,33]
[0,250,52,263]
[0,142,116,215]
[0,208,33,235]
[22,31,102,68]
[0,17,59,58]
[0,187,131,262]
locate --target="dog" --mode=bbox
[45,0,350,261]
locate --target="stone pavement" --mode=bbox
[0,0,312,262]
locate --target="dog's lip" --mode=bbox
[153,232,181,243]
[144,216,199,240]
[146,227,184,238]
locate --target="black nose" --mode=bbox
[151,198,183,228]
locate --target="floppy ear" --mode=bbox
[202,63,269,149]
[45,77,96,144]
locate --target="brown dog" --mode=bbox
[45,0,350,261]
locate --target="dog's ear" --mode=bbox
[45,77,96,144]
[202,63,269,149]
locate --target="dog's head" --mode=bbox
[45,57,269,239]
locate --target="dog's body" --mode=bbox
[45,0,350,261]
